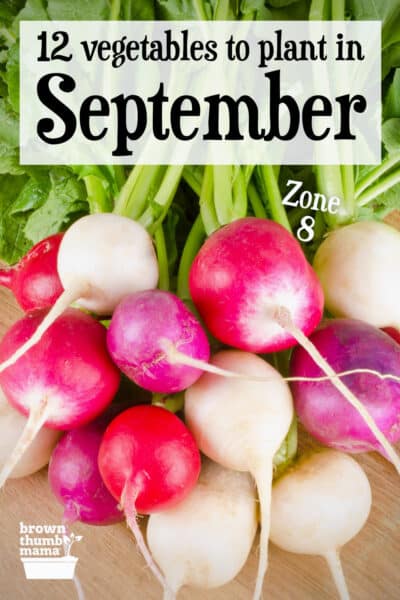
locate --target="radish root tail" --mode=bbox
[273,306,400,475]
[0,397,49,487]
[324,549,350,600]
[0,284,84,374]
[253,461,273,600]
[121,480,172,595]
[162,339,400,385]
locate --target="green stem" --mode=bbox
[193,0,208,20]
[340,165,354,214]
[182,167,202,196]
[331,0,345,20]
[213,165,233,225]
[110,0,121,20]
[260,165,292,231]
[232,166,247,219]
[177,216,205,299]
[113,166,126,190]
[248,182,267,218]
[154,225,169,291]
[140,166,184,233]
[200,166,219,235]
[309,0,328,21]
[213,0,234,20]
[355,154,400,198]
[113,165,144,215]
[84,175,112,213]
[358,169,400,207]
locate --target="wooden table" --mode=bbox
[0,285,399,600]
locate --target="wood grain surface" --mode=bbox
[0,285,399,600]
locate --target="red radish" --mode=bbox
[0,387,61,478]
[0,233,63,311]
[383,327,400,345]
[147,460,257,600]
[185,350,293,600]
[107,290,210,394]
[98,405,201,591]
[313,220,400,327]
[0,213,158,374]
[270,450,371,600]
[0,308,120,486]
[49,417,123,526]
[189,217,400,473]
[290,319,400,463]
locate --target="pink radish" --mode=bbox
[107,290,210,393]
[0,308,120,486]
[48,418,123,526]
[147,460,257,600]
[98,405,201,591]
[313,221,400,328]
[184,350,293,600]
[0,233,63,311]
[0,213,158,374]
[290,319,400,460]
[270,450,371,600]
[189,217,400,473]
[0,386,61,478]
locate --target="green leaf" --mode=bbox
[382,118,400,155]
[10,175,50,215]
[382,43,400,79]
[5,42,19,113]
[24,168,88,244]
[121,0,155,20]
[0,0,25,25]
[47,0,110,20]
[12,0,48,34]
[347,0,400,49]
[0,140,25,175]
[0,173,31,264]
[156,0,198,20]
[0,99,18,147]
[383,69,400,120]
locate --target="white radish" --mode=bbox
[147,460,257,600]
[313,220,400,327]
[184,350,293,600]
[0,387,60,478]
[270,449,372,600]
[0,213,158,373]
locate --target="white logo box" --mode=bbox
[21,556,78,579]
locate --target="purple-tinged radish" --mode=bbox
[189,217,400,473]
[0,233,64,312]
[0,308,120,487]
[107,290,210,394]
[290,319,400,463]
[185,350,293,600]
[270,450,371,600]
[0,387,61,478]
[0,213,158,374]
[147,460,257,600]
[313,221,400,327]
[48,416,123,526]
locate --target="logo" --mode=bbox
[19,522,83,580]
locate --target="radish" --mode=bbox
[147,460,257,600]
[0,233,64,311]
[107,290,210,394]
[98,405,201,591]
[270,450,372,600]
[313,220,400,328]
[290,319,400,462]
[184,350,293,600]
[0,387,61,478]
[0,213,159,374]
[48,414,124,526]
[0,308,120,487]
[189,217,400,473]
